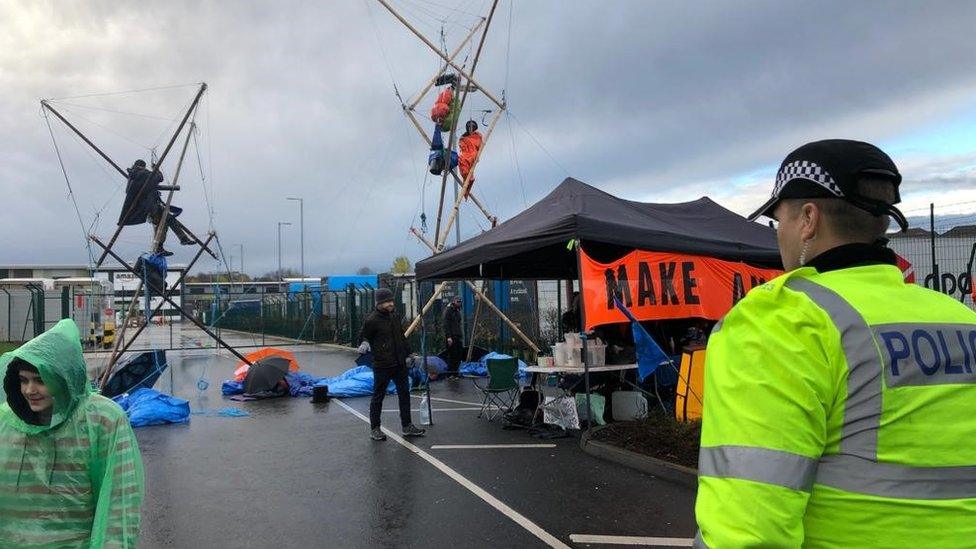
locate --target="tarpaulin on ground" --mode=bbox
[361,353,438,385]
[458,352,529,379]
[112,388,190,428]
[313,365,414,398]
[410,355,449,375]
[220,373,322,398]
[222,365,419,399]
[286,372,326,397]
[222,380,245,395]
[580,248,782,330]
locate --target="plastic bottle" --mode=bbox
[419,395,431,425]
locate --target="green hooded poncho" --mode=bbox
[0,319,144,548]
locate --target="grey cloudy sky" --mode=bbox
[2,0,975,276]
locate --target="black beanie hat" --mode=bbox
[375,288,394,304]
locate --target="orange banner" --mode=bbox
[580,248,783,330]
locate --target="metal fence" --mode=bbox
[0,286,112,347]
[187,284,376,347]
[888,203,976,307]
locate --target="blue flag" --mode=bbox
[613,296,670,382]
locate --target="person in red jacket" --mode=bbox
[458,120,483,197]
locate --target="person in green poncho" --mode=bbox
[0,319,144,548]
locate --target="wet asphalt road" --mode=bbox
[132,347,697,548]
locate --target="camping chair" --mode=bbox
[474,358,519,421]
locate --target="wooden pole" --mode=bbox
[404,228,446,337]
[40,101,126,177]
[437,107,504,249]
[104,122,197,381]
[433,0,498,249]
[406,19,485,110]
[102,279,145,386]
[470,284,540,353]
[151,122,195,251]
[108,233,216,359]
[91,236,254,368]
[404,281,449,337]
[410,228,540,353]
[376,0,505,109]
[433,138,454,249]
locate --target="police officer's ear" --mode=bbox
[798,202,821,242]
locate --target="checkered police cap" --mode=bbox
[748,139,907,231]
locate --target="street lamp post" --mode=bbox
[277,222,292,281]
[286,197,304,280]
[237,243,245,289]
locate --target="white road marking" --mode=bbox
[431,444,557,450]
[411,394,487,407]
[382,407,482,412]
[570,534,695,547]
[336,399,570,549]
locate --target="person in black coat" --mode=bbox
[358,288,425,441]
[560,291,581,333]
[442,296,464,377]
[118,159,194,256]
[118,160,161,227]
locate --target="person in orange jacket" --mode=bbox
[458,120,482,197]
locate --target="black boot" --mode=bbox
[402,424,426,437]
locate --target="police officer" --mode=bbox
[694,140,976,548]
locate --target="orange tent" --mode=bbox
[234,347,300,382]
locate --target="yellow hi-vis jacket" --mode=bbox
[695,263,976,548]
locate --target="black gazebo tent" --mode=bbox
[415,178,780,281]
[414,177,780,429]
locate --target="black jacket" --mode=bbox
[359,308,411,369]
[119,167,164,226]
[442,305,462,338]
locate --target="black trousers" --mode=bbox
[370,365,412,430]
[445,336,464,373]
[148,204,192,246]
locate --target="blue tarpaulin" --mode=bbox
[286,372,324,397]
[221,364,418,399]
[458,352,529,379]
[411,355,448,374]
[112,388,190,428]
[313,365,415,398]
[360,353,439,385]
[221,380,245,395]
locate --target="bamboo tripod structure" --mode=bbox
[379,0,539,355]
[40,83,252,388]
